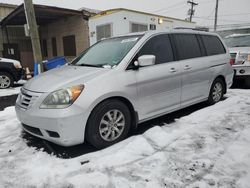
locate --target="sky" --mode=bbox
[1,0,250,29]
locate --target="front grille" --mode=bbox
[18,88,40,110]
[22,124,43,136]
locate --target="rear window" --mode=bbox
[202,35,226,56]
[172,34,202,60]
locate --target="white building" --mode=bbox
[89,8,196,45]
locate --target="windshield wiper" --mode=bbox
[231,45,249,47]
[78,64,104,68]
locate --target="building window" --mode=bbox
[41,39,48,57]
[96,24,112,41]
[52,37,57,57]
[131,23,148,33]
[150,24,156,30]
[63,35,76,56]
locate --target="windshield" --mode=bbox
[224,35,250,48]
[71,35,142,68]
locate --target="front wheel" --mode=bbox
[0,72,14,89]
[86,99,131,149]
[207,78,225,105]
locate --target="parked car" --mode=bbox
[224,34,250,87]
[15,30,233,149]
[0,57,24,89]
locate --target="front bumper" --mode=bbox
[15,101,88,147]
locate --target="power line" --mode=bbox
[158,4,188,14]
[206,23,250,29]
[151,0,186,13]
[187,0,198,22]
[194,16,250,23]
[218,12,250,17]
[200,8,215,25]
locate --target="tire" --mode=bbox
[0,71,14,89]
[86,99,131,149]
[207,78,225,105]
[245,77,250,88]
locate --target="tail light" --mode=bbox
[230,58,235,65]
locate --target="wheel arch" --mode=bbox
[0,68,15,80]
[214,75,227,94]
[86,96,139,132]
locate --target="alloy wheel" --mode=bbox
[99,109,125,142]
[212,82,223,102]
[0,75,11,89]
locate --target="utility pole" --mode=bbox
[187,0,198,22]
[214,0,219,31]
[24,0,44,73]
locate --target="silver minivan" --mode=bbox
[15,30,233,149]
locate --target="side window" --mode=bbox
[202,35,226,55]
[173,34,202,60]
[137,34,174,64]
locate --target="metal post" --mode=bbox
[23,0,44,73]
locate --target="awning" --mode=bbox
[0,4,85,26]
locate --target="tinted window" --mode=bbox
[138,34,174,64]
[202,35,226,55]
[173,34,202,60]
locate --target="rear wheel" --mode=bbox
[86,99,131,149]
[0,72,14,89]
[208,78,225,105]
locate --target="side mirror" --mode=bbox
[137,55,156,67]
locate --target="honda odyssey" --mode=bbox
[15,30,233,149]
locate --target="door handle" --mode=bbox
[184,65,192,70]
[169,68,177,73]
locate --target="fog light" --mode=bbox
[239,69,245,74]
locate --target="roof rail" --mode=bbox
[174,27,209,32]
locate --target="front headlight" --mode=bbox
[40,85,84,109]
[13,61,22,69]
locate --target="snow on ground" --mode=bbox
[0,80,26,97]
[0,89,250,188]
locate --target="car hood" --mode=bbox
[229,47,250,54]
[0,57,20,64]
[24,65,109,93]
